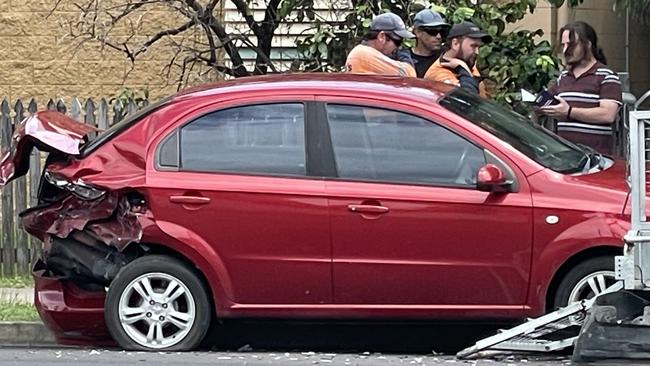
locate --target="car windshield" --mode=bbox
[439,88,589,174]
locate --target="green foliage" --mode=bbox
[110,87,149,108]
[297,0,561,113]
[0,276,33,288]
[109,87,150,121]
[0,301,39,321]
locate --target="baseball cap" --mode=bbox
[447,21,492,43]
[370,12,415,39]
[413,9,450,29]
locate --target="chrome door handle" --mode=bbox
[169,196,211,205]
[347,204,389,214]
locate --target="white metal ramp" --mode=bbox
[456,282,622,359]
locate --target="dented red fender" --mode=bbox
[0,111,97,186]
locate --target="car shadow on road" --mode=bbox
[205,320,513,354]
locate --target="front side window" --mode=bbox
[180,103,306,176]
[326,104,485,186]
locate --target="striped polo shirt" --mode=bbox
[551,62,622,136]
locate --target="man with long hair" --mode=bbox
[540,21,622,155]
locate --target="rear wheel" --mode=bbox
[553,256,616,310]
[105,255,211,351]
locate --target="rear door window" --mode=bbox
[179,103,306,176]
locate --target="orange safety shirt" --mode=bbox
[345,44,416,78]
[424,58,487,97]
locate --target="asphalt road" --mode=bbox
[0,348,573,366]
[0,321,582,365]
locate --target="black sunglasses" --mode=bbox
[421,27,448,38]
[385,33,403,46]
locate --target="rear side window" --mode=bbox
[179,103,306,176]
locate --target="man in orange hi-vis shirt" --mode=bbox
[424,22,491,97]
[345,13,416,77]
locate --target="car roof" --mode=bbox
[173,73,455,104]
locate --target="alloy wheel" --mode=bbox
[118,272,196,349]
[567,270,617,304]
[566,269,616,324]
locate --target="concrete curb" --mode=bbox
[0,322,56,347]
[0,288,52,346]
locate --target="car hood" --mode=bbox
[0,111,97,186]
[571,159,629,193]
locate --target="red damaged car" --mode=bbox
[0,74,626,351]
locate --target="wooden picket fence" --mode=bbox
[0,97,144,278]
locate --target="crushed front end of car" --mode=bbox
[0,111,149,345]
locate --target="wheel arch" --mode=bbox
[544,245,621,312]
[135,242,218,317]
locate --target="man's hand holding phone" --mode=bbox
[535,89,560,107]
[539,95,571,119]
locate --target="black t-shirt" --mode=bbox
[410,49,441,78]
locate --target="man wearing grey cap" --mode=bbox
[424,21,492,96]
[410,9,450,78]
[345,12,416,77]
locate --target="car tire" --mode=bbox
[552,256,616,310]
[105,255,211,351]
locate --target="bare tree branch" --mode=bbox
[190,55,239,76]
[107,1,148,25]
[46,0,65,19]
[252,0,284,74]
[229,0,261,34]
[132,20,197,59]
[199,23,218,67]
[230,34,278,74]
[182,0,206,18]
[206,0,221,14]
[54,0,287,87]
[206,22,250,77]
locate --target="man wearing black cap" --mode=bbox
[410,9,450,78]
[345,12,416,77]
[424,21,492,96]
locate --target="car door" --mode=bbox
[322,101,533,312]
[146,101,332,305]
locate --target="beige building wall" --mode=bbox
[517,0,650,97]
[0,0,199,104]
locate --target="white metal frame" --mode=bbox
[620,110,650,289]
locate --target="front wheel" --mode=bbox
[105,255,211,351]
[553,256,616,310]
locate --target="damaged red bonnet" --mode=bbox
[0,111,98,186]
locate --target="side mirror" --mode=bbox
[477,164,513,193]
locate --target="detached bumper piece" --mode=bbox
[573,290,650,362]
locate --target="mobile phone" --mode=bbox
[535,89,560,107]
